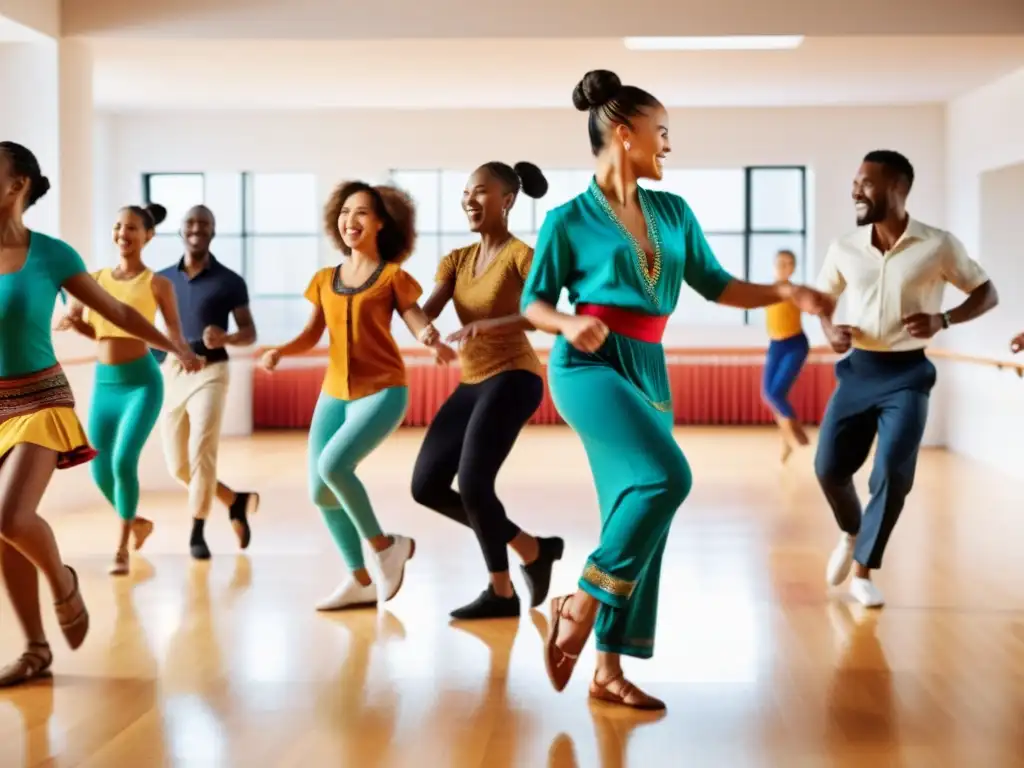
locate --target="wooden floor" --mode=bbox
[1,426,1023,767]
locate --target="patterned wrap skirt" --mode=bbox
[0,364,96,469]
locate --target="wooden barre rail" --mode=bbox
[56,346,1024,375]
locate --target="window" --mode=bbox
[389,166,807,329]
[142,172,320,344]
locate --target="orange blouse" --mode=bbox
[304,262,422,401]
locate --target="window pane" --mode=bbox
[403,233,441,297]
[750,168,804,231]
[645,170,745,232]
[145,234,183,272]
[508,193,533,234]
[672,234,746,326]
[248,236,319,295]
[248,297,314,346]
[390,171,440,235]
[747,234,807,329]
[440,170,472,233]
[145,174,204,235]
[211,235,244,276]
[205,172,244,234]
[247,173,318,234]
[535,170,592,221]
[440,234,474,259]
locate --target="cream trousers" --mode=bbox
[161,359,229,520]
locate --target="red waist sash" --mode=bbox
[576,304,669,344]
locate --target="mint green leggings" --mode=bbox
[89,354,164,521]
[309,387,409,569]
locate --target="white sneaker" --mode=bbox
[374,534,416,602]
[315,578,377,611]
[850,577,885,608]
[826,533,856,586]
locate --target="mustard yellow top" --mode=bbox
[437,238,543,385]
[765,299,803,341]
[305,262,422,401]
[86,268,158,339]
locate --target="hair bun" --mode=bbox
[35,175,51,197]
[146,203,168,227]
[572,70,622,111]
[513,162,548,199]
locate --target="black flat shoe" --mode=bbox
[229,492,258,550]
[521,537,565,608]
[450,586,520,620]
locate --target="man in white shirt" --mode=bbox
[815,150,998,608]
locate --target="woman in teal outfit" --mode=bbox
[521,71,835,710]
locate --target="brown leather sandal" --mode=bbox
[0,642,53,688]
[544,595,589,692]
[589,672,666,711]
[54,565,89,650]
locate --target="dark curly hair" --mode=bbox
[324,181,416,263]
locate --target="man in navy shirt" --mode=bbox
[157,205,260,559]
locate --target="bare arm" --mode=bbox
[401,303,442,344]
[421,280,454,321]
[62,273,179,354]
[948,279,998,325]
[152,276,188,349]
[58,296,96,339]
[272,304,327,357]
[716,280,793,310]
[226,305,257,347]
[522,300,570,335]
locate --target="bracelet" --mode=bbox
[417,326,437,344]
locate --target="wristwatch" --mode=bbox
[941,311,952,329]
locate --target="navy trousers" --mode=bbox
[813,349,935,569]
[762,332,809,420]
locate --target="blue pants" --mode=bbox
[762,332,809,420]
[813,350,935,569]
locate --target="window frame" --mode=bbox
[141,171,321,300]
[387,165,808,325]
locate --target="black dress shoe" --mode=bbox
[521,537,565,608]
[450,586,520,620]
[229,492,258,550]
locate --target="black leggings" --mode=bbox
[411,369,544,572]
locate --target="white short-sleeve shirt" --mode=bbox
[816,218,989,351]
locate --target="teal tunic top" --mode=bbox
[521,179,735,410]
[0,232,87,377]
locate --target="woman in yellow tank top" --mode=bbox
[57,204,196,575]
[763,249,810,461]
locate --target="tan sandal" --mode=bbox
[0,642,52,688]
[132,518,154,551]
[544,595,589,692]
[54,565,89,650]
[589,672,665,711]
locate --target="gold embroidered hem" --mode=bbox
[582,563,636,599]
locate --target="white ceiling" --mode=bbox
[63,0,1024,38]
[90,37,1024,111]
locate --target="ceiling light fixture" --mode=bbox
[623,36,805,51]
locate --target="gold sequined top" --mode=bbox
[436,238,544,385]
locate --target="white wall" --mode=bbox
[942,67,1024,477]
[99,104,947,351]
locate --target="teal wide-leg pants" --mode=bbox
[548,337,692,659]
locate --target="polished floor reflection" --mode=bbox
[0,426,1021,766]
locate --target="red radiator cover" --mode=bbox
[253,357,837,429]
